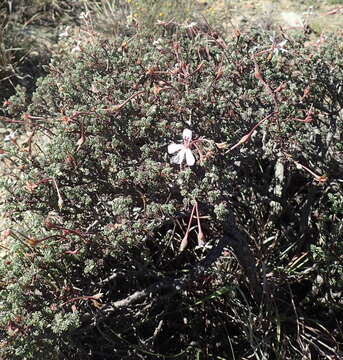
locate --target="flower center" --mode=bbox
[183,139,191,149]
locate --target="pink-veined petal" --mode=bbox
[182,129,192,141]
[185,148,195,166]
[168,143,184,154]
[171,148,186,164]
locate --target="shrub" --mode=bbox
[0,0,87,104]
[0,24,342,359]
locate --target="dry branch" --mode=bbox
[100,209,261,316]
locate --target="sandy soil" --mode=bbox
[208,0,342,34]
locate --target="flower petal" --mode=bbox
[185,148,195,166]
[171,148,186,164]
[168,143,184,154]
[182,129,192,141]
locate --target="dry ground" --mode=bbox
[208,0,342,33]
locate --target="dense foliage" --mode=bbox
[1,22,342,359]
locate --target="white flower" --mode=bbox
[153,38,163,46]
[270,38,288,56]
[168,129,195,166]
[59,26,70,39]
[4,131,17,142]
[71,41,82,53]
[183,22,198,29]
[79,10,90,20]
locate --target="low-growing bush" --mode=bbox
[0,0,88,104]
[0,23,342,359]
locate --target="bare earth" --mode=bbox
[209,0,342,33]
